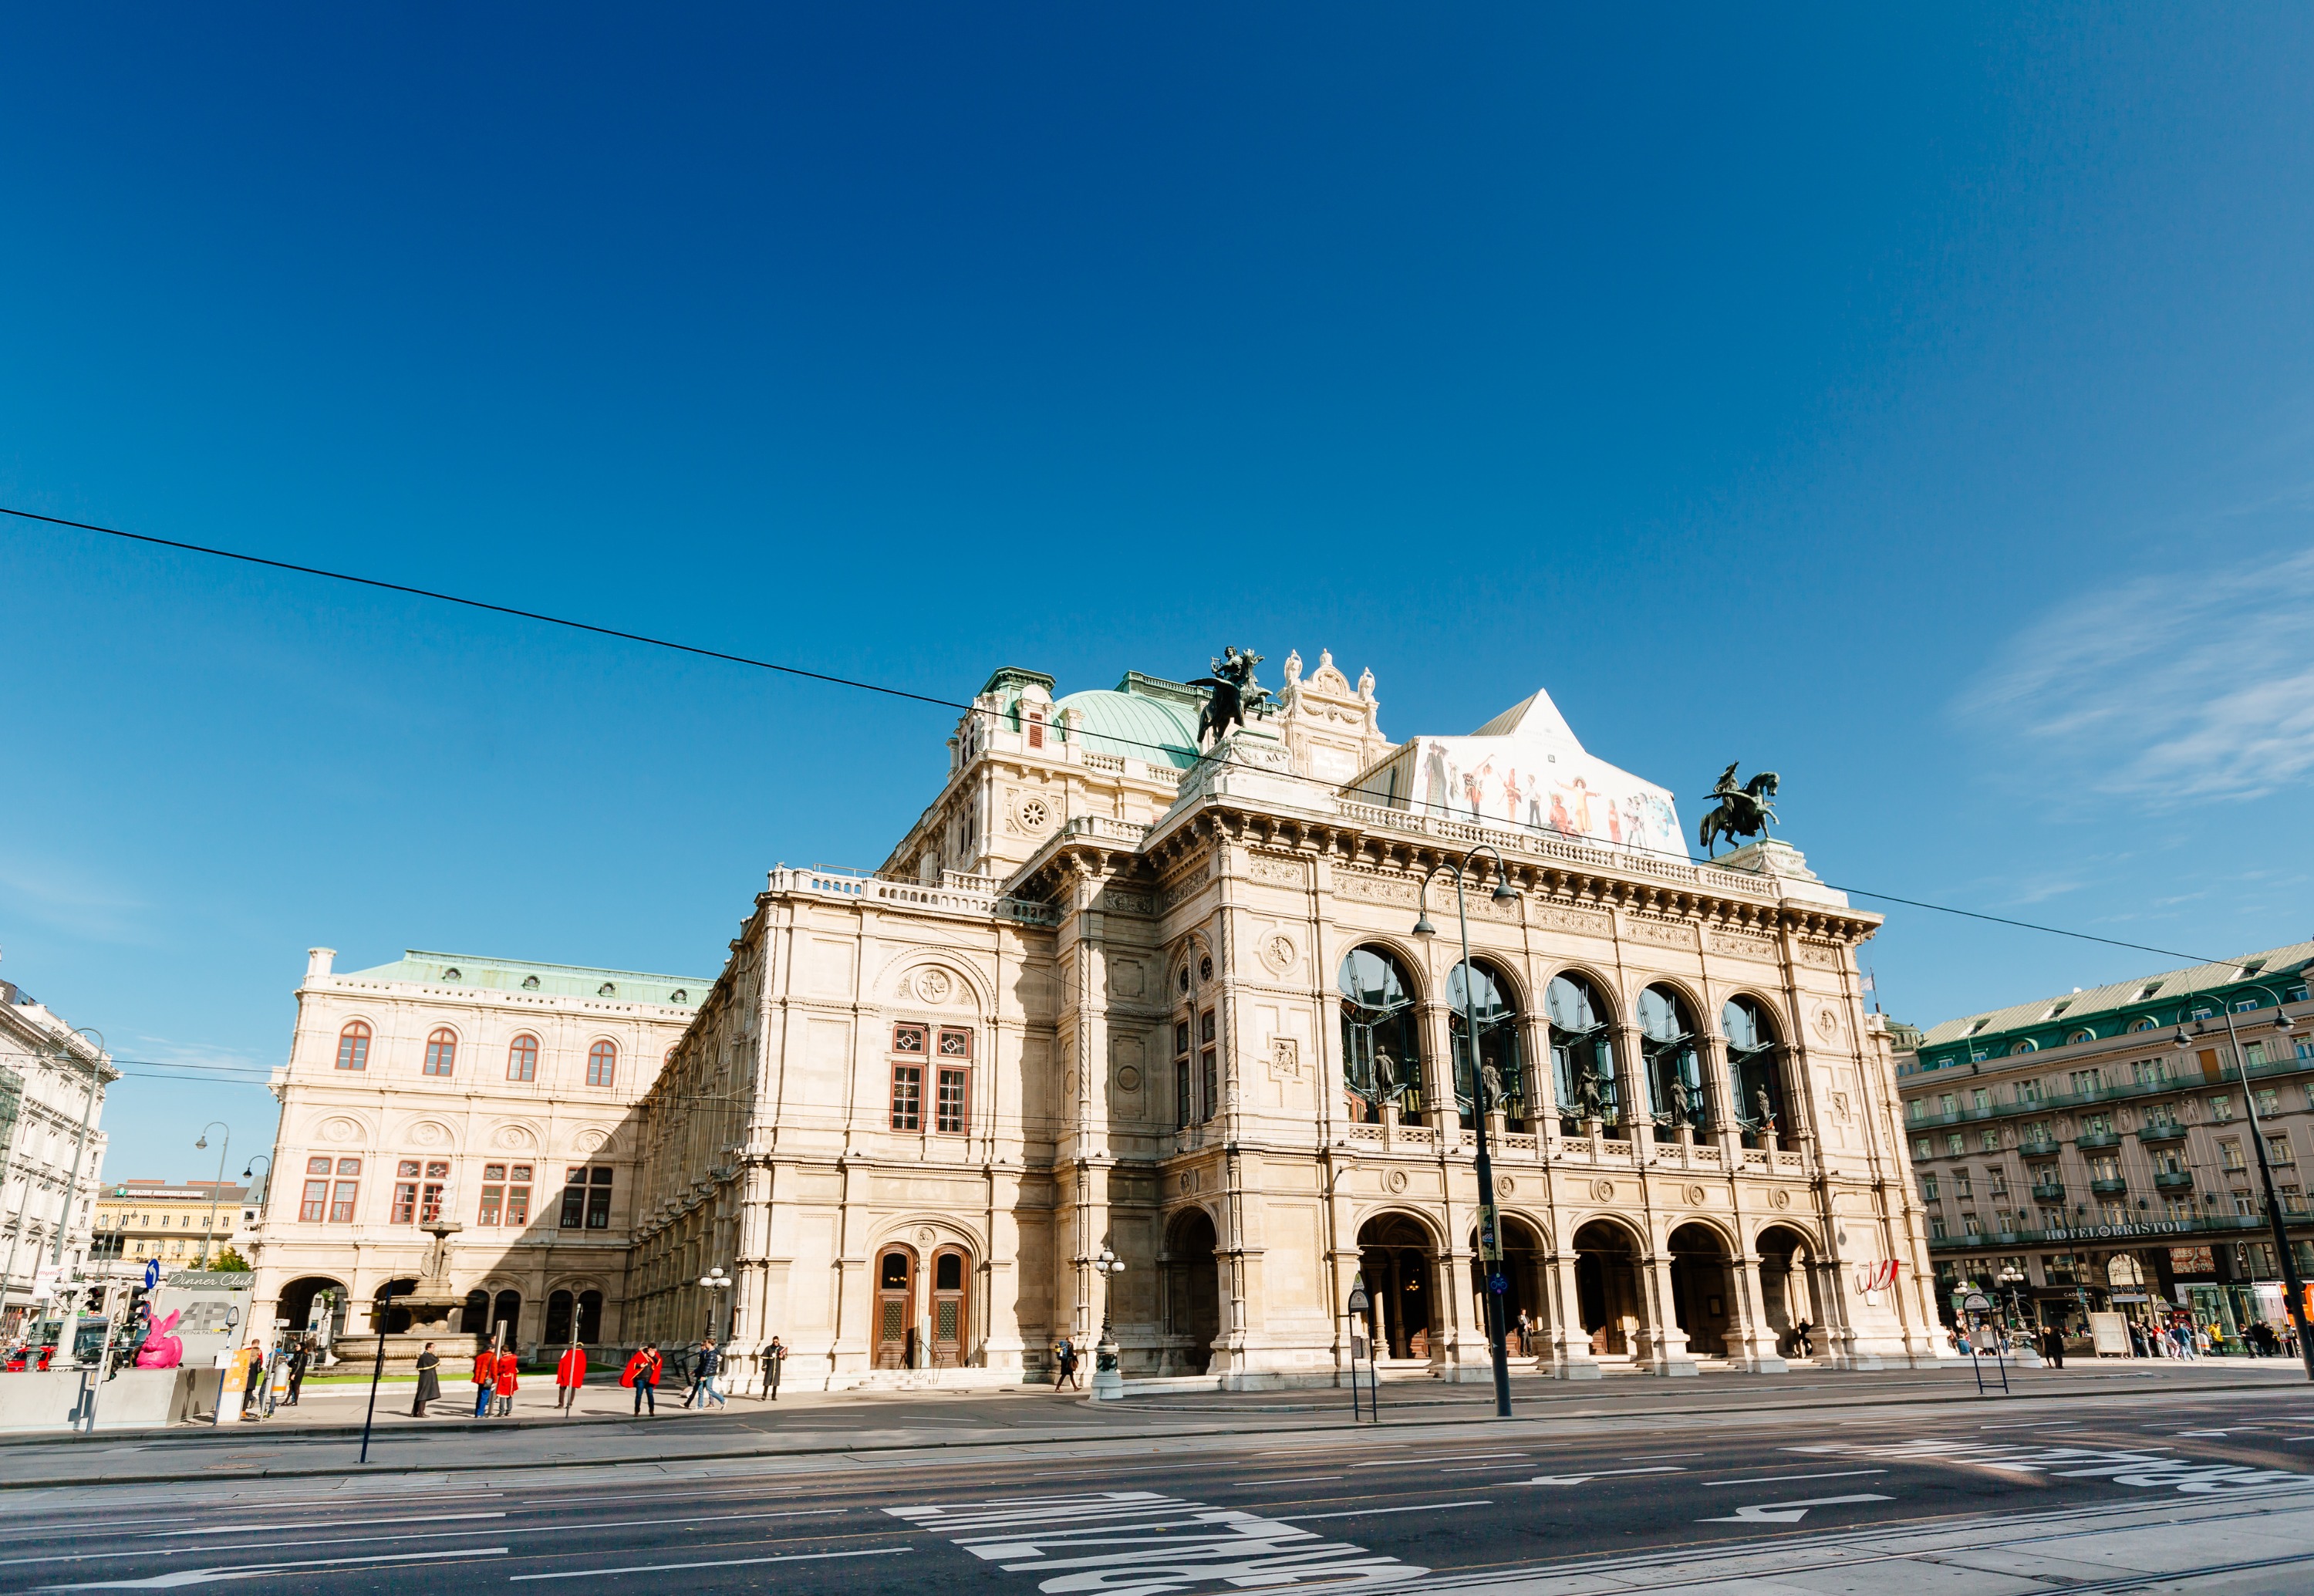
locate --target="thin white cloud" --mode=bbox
[1956,545,2314,804]
[0,858,153,945]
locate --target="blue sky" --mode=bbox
[5,8,2312,1182]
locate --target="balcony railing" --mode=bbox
[2019,1137,2060,1159]
[2137,1122,2188,1144]
[2154,1170,2195,1190]
[2090,1176,2129,1196]
[2030,1182,2065,1202]
[1907,1048,2314,1127]
[2075,1130,2121,1151]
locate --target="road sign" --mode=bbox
[143,1258,160,1291]
[1960,1291,1992,1314]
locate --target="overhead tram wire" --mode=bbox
[8,502,2225,969]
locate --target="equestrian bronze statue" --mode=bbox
[1697,762,1779,856]
[1190,646,1275,750]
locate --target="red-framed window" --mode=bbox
[586,1040,617,1088]
[329,1157,361,1223]
[336,1021,371,1071]
[477,1163,531,1227]
[891,1064,923,1131]
[936,1067,969,1134]
[300,1156,331,1222]
[508,1034,538,1081]
[423,1028,457,1076]
[392,1159,450,1223]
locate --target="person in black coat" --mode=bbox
[411,1343,443,1416]
[2041,1325,2066,1368]
[285,1340,310,1407]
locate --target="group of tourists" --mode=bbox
[402,1334,789,1419]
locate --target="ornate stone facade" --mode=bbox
[626,661,1941,1388]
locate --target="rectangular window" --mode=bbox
[1176,1059,1192,1129]
[2244,1041,2268,1067]
[479,1164,504,1228]
[329,1177,359,1223]
[1955,1173,1974,1200]
[2234,1191,2258,1216]
[1971,1088,1992,1112]
[2281,1185,2306,1214]
[1907,1099,1924,1122]
[1981,1129,2001,1152]
[938,1027,971,1059]
[1914,1136,1931,1159]
[2267,1135,2294,1166]
[894,1024,926,1054]
[1921,1174,1939,1201]
[1945,1133,1964,1156]
[2220,1137,2246,1170]
[936,1067,968,1134]
[2210,1095,2235,1122]
[1988,1169,2009,1196]
[2255,1088,2280,1117]
[507,1166,531,1227]
[891,1065,923,1131]
[1963,1213,1983,1236]
[1929,1216,1947,1240]
[2017,1079,2042,1104]
[391,1182,417,1224]
[300,1181,328,1223]
[562,1169,586,1227]
[1200,1048,1218,1124]
[588,1167,612,1228]
[422,1162,448,1222]
[1200,1009,1216,1047]
[2131,1058,2168,1087]
[1938,1093,1957,1116]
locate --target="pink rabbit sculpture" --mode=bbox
[135,1309,184,1370]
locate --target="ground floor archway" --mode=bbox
[1165,1209,1221,1375]
[1667,1223,1732,1357]
[1468,1216,1546,1355]
[1357,1213,1436,1360]
[1573,1220,1641,1355]
[277,1276,348,1341]
[1756,1224,1816,1355]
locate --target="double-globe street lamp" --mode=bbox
[1412,844,1518,1419]
[2167,985,2313,1382]
[699,1265,730,1343]
[1090,1243,1127,1398]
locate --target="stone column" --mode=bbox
[1547,1250,1602,1378]
[1638,1242,1698,1376]
[1729,1252,1787,1372]
[1438,1243,1486,1380]
[1614,1024,1647,1143]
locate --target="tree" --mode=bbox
[209,1248,251,1273]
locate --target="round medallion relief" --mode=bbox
[1590,1179,1617,1201]
[575,1129,609,1155]
[1682,1183,1707,1206]
[1770,1188,1793,1210]
[1016,795,1053,834]
[1814,1006,1841,1041]
[410,1122,448,1148]
[320,1116,362,1144]
[1116,1065,1142,1092]
[1260,933,1297,975]
[493,1125,537,1151]
[916,1227,935,1244]
[1385,1169,1408,1194]
[917,967,954,1003]
[1496,1177,1514,1197]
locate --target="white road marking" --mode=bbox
[1236,1476,1344,1485]
[1351,1452,1525,1467]
[41,1546,509,1590]
[1704,1469,1889,1486]
[509,1547,906,1581]
[1520,1466,1687,1485]
[1272,1500,1489,1522]
[1698,1492,1894,1523]
[150,1513,508,1537]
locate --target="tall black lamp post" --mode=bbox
[1413,844,1516,1419]
[2170,984,2312,1382]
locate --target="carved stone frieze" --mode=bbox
[1621,914,1696,952]
[1245,852,1306,889]
[1533,904,1613,938]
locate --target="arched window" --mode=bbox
[335,1022,371,1071]
[586,1040,617,1088]
[1340,946,1425,1123]
[1638,984,1705,1134]
[2127,1017,2157,1034]
[2011,1039,2038,1055]
[423,1028,457,1076]
[1722,997,1783,1146]
[507,1034,539,1082]
[1447,960,1523,1129]
[2066,1028,2095,1045]
[1548,974,1619,1132]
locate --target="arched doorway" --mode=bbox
[1340,946,1425,1124]
[545,1290,575,1348]
[1724,997,1786,1148]
[929,1247,970,1368]
[490,1290,522,1347]
[1667,1223,1733,1358]
[1357,1214,1435,1361]
[1549,974,1622,1135]
[1165,1209,1220,1375]
[278,1276,347,1341]
[1756,1225,1816,1355]
[1573,1220,1641,1355]
[1449,960,1525,1130]
[875,1246,917,1369]
[460,1288,489,1338]
[1470,1216,1545,1355]
[376,1278,421,1335]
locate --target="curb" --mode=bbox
[0,1373,2293,1491]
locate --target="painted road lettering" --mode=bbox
[1698,1493,1894,1523]
[888,1490,1424,1592]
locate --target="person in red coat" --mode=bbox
[493,1348,519,1416]
[623,1343,662,1415]
[471,1348,496,1419]
[555,1344,587,1412]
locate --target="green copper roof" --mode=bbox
[1906,938,2313,1071]
[342,950,713,1007]
[1054,682,1203,770]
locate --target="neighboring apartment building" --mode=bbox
[626,653,1936,1392]
[0,974,116,1335]
[90,1181,247,1290]
[1898,942,2314,1346]
[242,949,708,1356]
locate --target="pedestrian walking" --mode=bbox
[285,1338,309,1407]
[1054,1335,1081,1390]
[1793,1318,1814,1358]
[761,1334,786,1400]
[555,1342,587,1412]
[690,1339,727,1408]
[411,1342,443,1417]
[472,1345,498,1418]
[623,1343,662,1415]
[238,1342,268,1418]
[493,1346,520,1416]
[2040,1325,2066,1368]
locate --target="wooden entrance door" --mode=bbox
[875,1247,915,1369]
[930,1248,969,1368]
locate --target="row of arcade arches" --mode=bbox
[1337,943,1790,1142]
[1153,1210,1821,1373]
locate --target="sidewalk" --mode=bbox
[0,1358,2298,1490]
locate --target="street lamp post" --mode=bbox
[1088,1244,1127,1401]
[2169,985,2313,1382]
[1412,844,1519,1419]
[193,1123,230,1267]
[698,1266,730,1344]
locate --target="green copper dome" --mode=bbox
[1053,687,1203,770]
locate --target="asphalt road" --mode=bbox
[2,1376,2311,1593]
